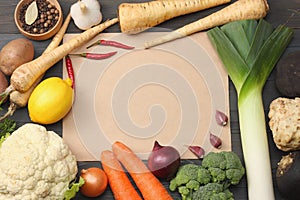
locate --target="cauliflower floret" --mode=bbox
[0,123,77,200]
[268,97,300,151]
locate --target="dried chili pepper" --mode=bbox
[65,55,75,89]
[86,39,135,50]
[69,51,117,60]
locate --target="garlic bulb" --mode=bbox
[70,0,103,30]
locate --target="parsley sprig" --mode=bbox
[0,118,16,137]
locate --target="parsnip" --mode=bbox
[9,18,118,93]
[0,14,72,121]
[118,0,231,34]
[144,0,269,48]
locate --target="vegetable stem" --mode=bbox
[238,88,274,200]
[207,19,293,200]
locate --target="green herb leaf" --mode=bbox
[0,118,16,137]
[0,133,10,147]
[64,176,85,200]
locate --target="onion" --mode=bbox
[79,167,108,197]
[147,141,181,180]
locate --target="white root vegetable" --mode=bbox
[144,0,269,48]
[8,18,118,93]
[118,0,231,34]
[0,14,72,121]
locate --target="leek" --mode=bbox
[207,19,293,200]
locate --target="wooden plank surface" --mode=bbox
[0,0,299,199]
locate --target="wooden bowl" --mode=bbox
[14,0,63,41]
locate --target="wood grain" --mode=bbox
[0,0,299,199]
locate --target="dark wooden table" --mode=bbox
[0,0,299,199]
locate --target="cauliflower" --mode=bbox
[268,97,300,151]
[0,123,78,200]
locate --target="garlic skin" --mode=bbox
[70,0,103,30]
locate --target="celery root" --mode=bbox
[118,0,231,34]
[144,0,269,48]
[9,18,118,93]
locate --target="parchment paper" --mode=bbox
[62,32,231,161]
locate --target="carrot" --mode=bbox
[8,18,118,93]
[118,0,231,34]
[112,141,173,200]
[101,150,143,200]
[144,0,269,48]
[0,14,72,121]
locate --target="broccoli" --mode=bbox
[197,166,212,185]
[178,186,192,200]
[169,151,245,199]
[169,164,204,200]
[192,183,234,200]
[169,164,200,191]
[202,151,245,185]
[208,167,226,183]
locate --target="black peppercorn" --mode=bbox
[20,0,59,34]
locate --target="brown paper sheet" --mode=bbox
[62,32,231,161]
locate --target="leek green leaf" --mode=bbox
[207,19,293,200]
[239,24,294,103]
[221,21,251,60]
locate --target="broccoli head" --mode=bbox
[202,151,245,185]
[169,151,245,200]
[170,164,211,200]
[177,180,201,200]
[192,183,234,200]
[208,167,226,183]
[169,163,200,191]
[178,186,192,200]
[197,166,212,185]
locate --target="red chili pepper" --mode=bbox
[65,55,75,89]
[86,40,135,50]
[69,51,117,60]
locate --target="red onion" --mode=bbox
[147,141,181,180]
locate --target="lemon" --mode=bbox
[28,77,74,125]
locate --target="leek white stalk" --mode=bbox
[238,89,274,199]
[207,19,293,200]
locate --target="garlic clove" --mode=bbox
[210,132,222,149]
[215,110,228,126]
